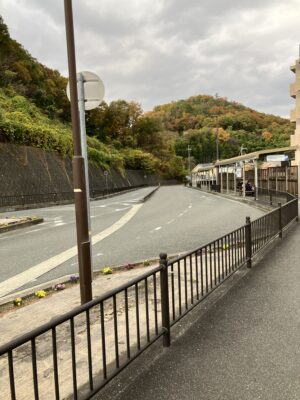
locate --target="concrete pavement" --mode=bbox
[96,221,300,400]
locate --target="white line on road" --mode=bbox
[167,219,175,224]
[0,203,143,298]
[154,226,162,231]
[25,229,42,234]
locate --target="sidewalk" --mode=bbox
[97,221,300,400]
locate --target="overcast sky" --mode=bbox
[0,0,299,117]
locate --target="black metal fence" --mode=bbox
[0,192,75,208]
[0,185,149,209]
[0,197,298,400]
[256,187,295,206]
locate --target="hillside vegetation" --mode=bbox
[0,16,293,177]
[149,95,293,164]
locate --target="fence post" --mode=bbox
[159,252,170,347]
[278,202,282,238]
[245,216,252,268]
[270,191,273,206]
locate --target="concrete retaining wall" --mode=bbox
[0,143,158,198]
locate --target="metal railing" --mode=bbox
[0,185,149,209]
[0,197,298,400]
[0,192,75,208]
[256,187,294,206]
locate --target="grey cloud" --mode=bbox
[0,0,299,117]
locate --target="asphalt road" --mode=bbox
[0,186,264,296]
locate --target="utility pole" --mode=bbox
[64,0,92,304]
[187,145,192,185]
[216,126,219,161]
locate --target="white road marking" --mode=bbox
[154,226,162,231]
[25,229,42,234]
[167,219,175,224]
[189,205,192,208]
[96,252,103,257]
[0,203,143,297]
[178,213,184,217]
[54,222,66,227]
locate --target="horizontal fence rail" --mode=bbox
[0,185,148,209]
[0,192,75,208]
[0,195,298,399]
[256,187,294,206]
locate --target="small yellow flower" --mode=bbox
[101,267,113,275]
[35,290,46,298]
[13,297,23,306]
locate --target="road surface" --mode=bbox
[0,186,264,297]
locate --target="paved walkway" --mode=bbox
[96,221,300,400]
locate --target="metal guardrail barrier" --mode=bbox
[0,196,298,399]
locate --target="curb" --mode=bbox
[0,251,183,310]
[140,185,160,202]
[0,218,44,234]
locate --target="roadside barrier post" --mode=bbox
[278,202,282,238]
[245,216,252,268]
[159,252,171,347]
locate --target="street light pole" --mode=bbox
[64,0,92,304]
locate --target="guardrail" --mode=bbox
[0,197,298,399]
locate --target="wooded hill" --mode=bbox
[149,95,293,164]
[0,16,293,177]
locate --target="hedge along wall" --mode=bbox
[0,143,158,197]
